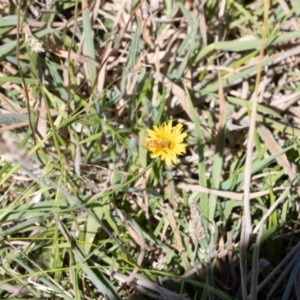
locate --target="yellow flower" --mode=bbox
[144,120,187,166]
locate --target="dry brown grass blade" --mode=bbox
[91,0,146,94]
[113,205,146,262]
[274,91,300,111]
[0,132,34,169]
[217,65,226,132]
[278,0,300,30]
[178,183,285,201]
[227,232,237,289]
[0,283,32,298]
[197,1,207,46]
[0,93,20,112]
[247,6,271,299]
[257,124,296,182]
[36,72,47,139]
[48,44,100,67]
[0,121,30,130]
[112,205,146,288]
[140,3,156,49]
[153,72,193,121]
[253,188,290,236]
[96,0,127,92]
[105,270,188,300]
[160,204,190,269]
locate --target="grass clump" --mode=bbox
[0,0,300,299]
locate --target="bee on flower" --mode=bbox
[143,120,188,166]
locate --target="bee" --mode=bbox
[145,139,170,148]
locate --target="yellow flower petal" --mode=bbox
[144,120,187,166]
